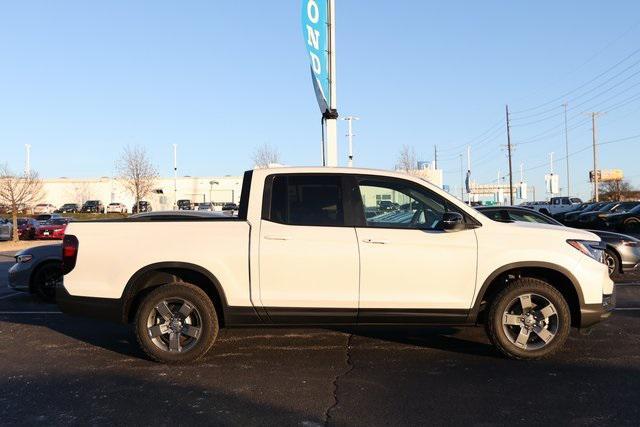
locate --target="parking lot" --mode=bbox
[0,249,639,426]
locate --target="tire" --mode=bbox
[624,217,640,234]
[134,282,218,364]
[604,248,620,277]
[31,262,62,302]
[486,277,571,360]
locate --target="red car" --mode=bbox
[36,218,70,240]
[17,218,39,240]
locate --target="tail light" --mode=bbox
[62,235,79,275]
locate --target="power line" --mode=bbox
[511,46,640,114]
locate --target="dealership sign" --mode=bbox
[302,0,330,112]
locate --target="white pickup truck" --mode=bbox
[58,167,614,363]
[530,196,583,216]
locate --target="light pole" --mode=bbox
[341,116,359,167]
[173,144,178,210]
[209,180,218,206]
[24,144,31,176]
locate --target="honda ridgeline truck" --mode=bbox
[58,167,614,363]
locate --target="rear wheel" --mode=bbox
[486,278,571,360]
[135,283,218,364]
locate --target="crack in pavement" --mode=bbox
[324,333,354,426]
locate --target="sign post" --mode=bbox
[302,0,338,166]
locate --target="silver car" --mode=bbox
[8,244,61,302]
[0,218,12,241]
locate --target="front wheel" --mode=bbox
[486,278,571,360]
[31,262,62,302]
[135,283,218,364]
[604,249,620,277]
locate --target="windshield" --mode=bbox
[49,219,69,225]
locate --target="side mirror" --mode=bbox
[441,212,465,231]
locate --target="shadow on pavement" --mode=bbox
[0,371,320,425]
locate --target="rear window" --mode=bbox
[266,175,344,226]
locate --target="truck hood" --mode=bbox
[494,220,601,241]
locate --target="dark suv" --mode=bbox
[57,203,80,213]
[177,199,193,210]
[81,200,105,213]
[132,201,152,214]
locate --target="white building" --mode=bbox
[41,175,244,211]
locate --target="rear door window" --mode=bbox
[266,175,345,226]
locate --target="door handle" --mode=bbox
[264,235,291,241]
[361,238,389,244]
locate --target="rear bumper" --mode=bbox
[56,285,125,323]
[580,291,616,328]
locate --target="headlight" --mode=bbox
[567,240,604,263]
[15,254,33,263]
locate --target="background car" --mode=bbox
[577,201,639,229]
[477,205,640,277]
[177,199,194,210]
[132,201,152,214]
[8,244,62,302]
[106,202,128,213]
[196,202,213,211]
[81,200,105,213]
[33,203,57,214]
[0,218,13,241]
[552,202,591,223]
[562,202,609,227]
[35,218,71,240]
[34,213,62,224]
[605,203,640,235]
[56,203,80,213]
[221,202,238,215]
[17,218,39,240]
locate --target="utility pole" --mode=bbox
[24,144,31,176]
[563,102,570,196]
[589,112,603,201]
[172,144,178,210]
[505,105,514,205]
[342,116,359,167]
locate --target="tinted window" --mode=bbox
[268,175,344,226]
[480,209,509,222]
[357,179,456,230]
[508,210,555,224]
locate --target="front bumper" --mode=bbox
[8,263,30,292]
[580,291,616,328]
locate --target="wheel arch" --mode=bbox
[122,262,229,326]
[470,262,585,327]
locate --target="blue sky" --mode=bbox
[1,1,639,201]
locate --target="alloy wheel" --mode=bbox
[146,298,203,353]
[502,293,559,351]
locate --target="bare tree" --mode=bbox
[395,145,417,174]
[599,179,634,201]
[115,146,158,210]
[0,165,44,242]
[252,143,281,168]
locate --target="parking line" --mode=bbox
[0,292,21,300]
[615,283,640,287]
[615,308,640,311]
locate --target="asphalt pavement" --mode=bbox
[0,253,639,426]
